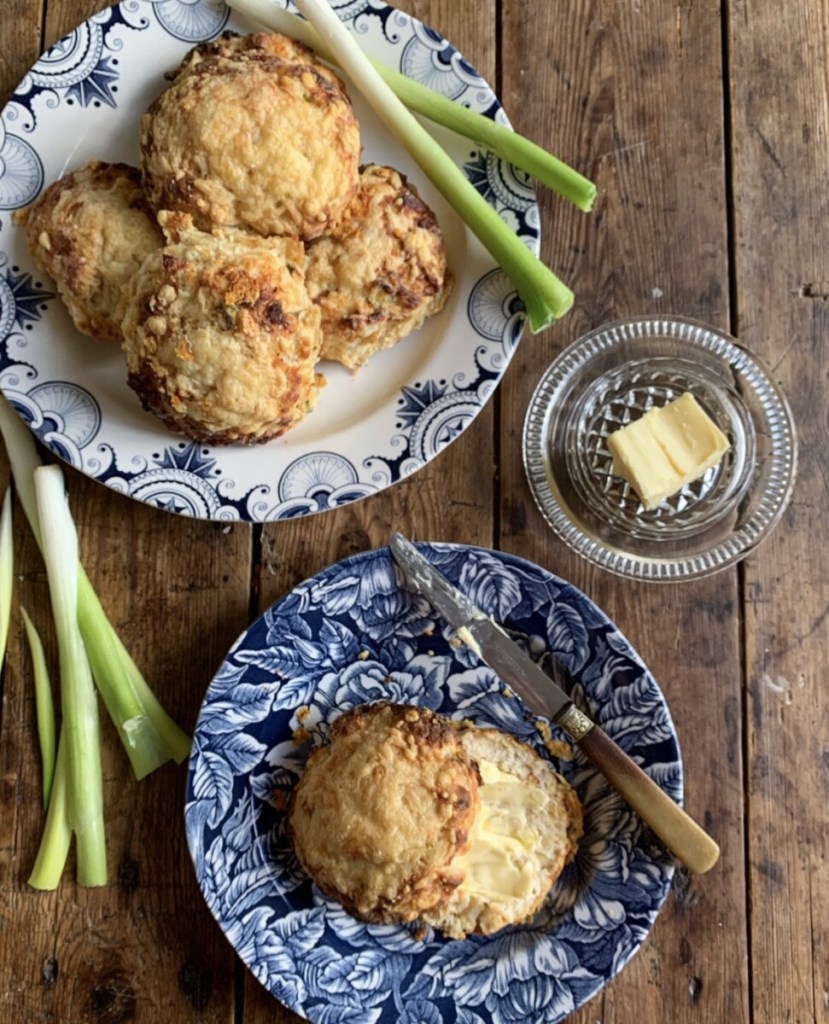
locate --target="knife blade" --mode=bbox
[389,533,720,874]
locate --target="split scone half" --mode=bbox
[422,723,583,939]
[287,701,582,938]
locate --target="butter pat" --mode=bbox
[455,759,546,902]
[607,392,730,510]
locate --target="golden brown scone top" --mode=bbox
[140,51,361,240]
[307,163,452,371]
[172,30,343,89]
[121,212,322,445]
[15,160,163,342]
[287,702,480,924]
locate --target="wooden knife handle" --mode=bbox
[577,723,720,874]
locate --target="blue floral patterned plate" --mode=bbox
[0,0,537,521]
[185,543,681,1023]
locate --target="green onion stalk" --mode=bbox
[228,0,579,330]
[0,396,190,779]
[35,465,106,886]
[27,734,72,890]
[20,607,56,808]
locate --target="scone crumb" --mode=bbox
[535,718,574,761]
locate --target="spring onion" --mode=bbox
[0,487,11,672]
[226,0,596,213]
[35,464,106,887]
[75,576,189,778]
[0,395,190,777]
[27,735,72,890]
[287,0,572,330]
[21,607,56,808]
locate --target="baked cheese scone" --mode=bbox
[307,164,452,372]
[140,49,361,240]
[121,212,322,445]
[287,701,582,938]
[15,161,163,343]
[287,702,480,923]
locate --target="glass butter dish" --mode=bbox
[522,316,797,581]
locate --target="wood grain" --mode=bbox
[729,1,829,1022]
[2,0,825,1021]
[1,1,44,99]
[499,1,748,1022]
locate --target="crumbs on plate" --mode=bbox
[535,719,575,761]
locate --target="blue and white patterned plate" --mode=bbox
[185,543,681,1023]
[0,0,537,521]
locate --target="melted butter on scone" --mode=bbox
[288,702,582,940]
[422,726,582,939]
[454,759,548,901]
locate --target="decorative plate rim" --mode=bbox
[0,0,538,522]
[185,541,681,1024]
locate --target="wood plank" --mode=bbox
[244,0,497,1018]
[1,0,44,99]
[729,1,829,1022]
[0,3,251,1020]
[0,473,251,1023]
[499,1,749,1022]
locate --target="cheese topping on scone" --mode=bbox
[307,164,452,371]
[287,701,582,939]
[287,702,480,924]
[140,51,361,240]
[121,212,322,445]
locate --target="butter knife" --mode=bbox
[389,533,720,875]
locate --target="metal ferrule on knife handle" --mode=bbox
[555,698,719,872]
[555,703,594,741]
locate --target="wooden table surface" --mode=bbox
[1,0,825,1021]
